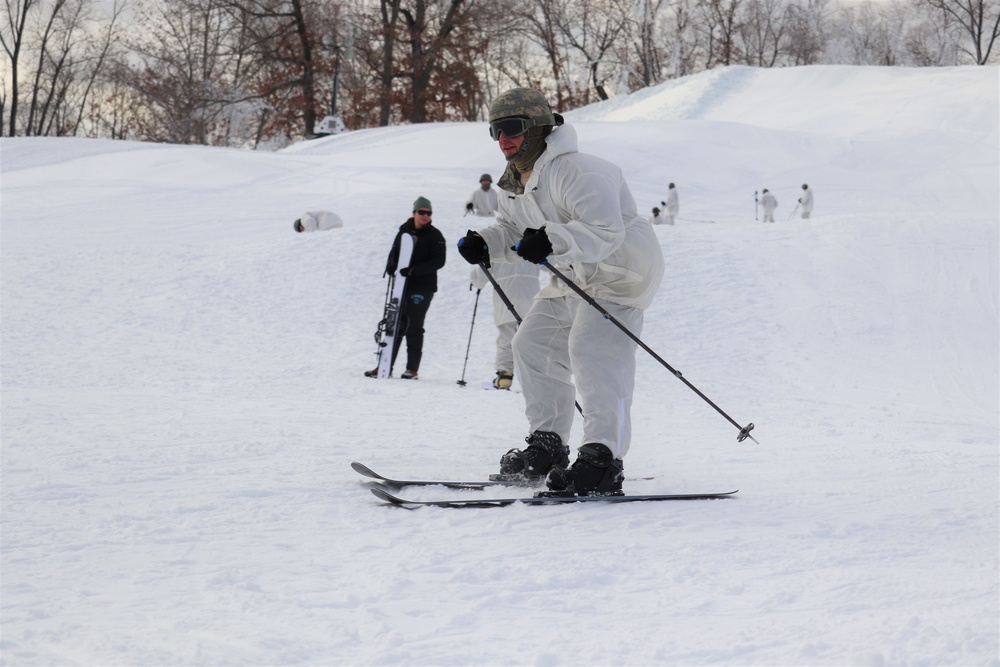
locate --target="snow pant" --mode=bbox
[764,211,775,222]
[391,290,433,373]
[494,321,517,373]
[801,211,811,219]
[512,295,643,459]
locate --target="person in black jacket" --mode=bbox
[365,196,447,380]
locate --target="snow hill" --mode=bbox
[1,65,998,666]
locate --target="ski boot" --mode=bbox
[491,431,569,484]
[493,371,513,390]
[542,443,624,497]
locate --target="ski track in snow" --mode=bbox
[1,66,998,666]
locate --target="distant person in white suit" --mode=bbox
[798,184,814,219]
[759,189,778,223]
[650,207,666,225]
[465,174,499,217]
[661,183,679,225]
[294,211,342,232]
[470,262,541,389]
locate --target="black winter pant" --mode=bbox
[391,291,433,373]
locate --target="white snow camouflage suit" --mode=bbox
[476,123,664,458]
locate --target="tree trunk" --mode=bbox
[379,0,400,126]
[290,0,317,135]
[2,0,37,135]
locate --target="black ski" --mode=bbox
[351,461,653,490]
[369,484,738,508]
[352,461,525,489]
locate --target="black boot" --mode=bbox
[494,431,569,482]
[544,443,624,497]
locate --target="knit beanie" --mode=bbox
[413,196,432,212]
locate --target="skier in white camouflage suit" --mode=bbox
[457,87,664,497]
[759,189,778,223]
[662,183,678,225]
[798,183,814,219]
[470,261,540,389]
[465,174,499,217]
[467,172,540,390]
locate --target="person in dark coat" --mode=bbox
[365,196,447,380]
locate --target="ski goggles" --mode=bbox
[488,116,533,141]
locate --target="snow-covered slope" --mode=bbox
[2,66,997,666]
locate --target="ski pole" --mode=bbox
[540,260,757,444]
[754,191,758,222]
[373,271,395,348]
[457,286,481,386]
[788,202,800,220]
[478,262,583,416]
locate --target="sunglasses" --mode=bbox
[488,117,533,141]
[415,209,432,216]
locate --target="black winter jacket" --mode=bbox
[385,218,447,293]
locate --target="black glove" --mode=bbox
[458,230,490,266]
[465,202,474,213]
[661,201,666,206]
[513,227,553,264]
[399,266,412,277]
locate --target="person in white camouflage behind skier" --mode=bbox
[457,87,664,497]
[469,260,540,390]
[662,182,678,225]
[465,173,499,217]
[798,183,814,219]
[759,189,778,222]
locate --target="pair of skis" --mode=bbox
[353,462,737,508]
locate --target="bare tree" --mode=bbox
[697,0,745,67]
[1,0,38,134]
[234,0,325,138]
[739,0,787,66]
[3,0,125,137]
[70,0,127,135]
[838,0,907,64]
[396,0,486,122]
[120,0,237,143]
[784,0,828,64]
[519,0,579,107]
[626,0,667,88]
[665,0,700,76]
[921,0,999,62]
[376,0,401,125]
[905,1,960,64]
[25,0,88,135]
[554,0,631,100]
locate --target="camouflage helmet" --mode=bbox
[488,88,561,126]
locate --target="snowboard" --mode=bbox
[375,233,415,379]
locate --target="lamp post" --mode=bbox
[315,34,346,136]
